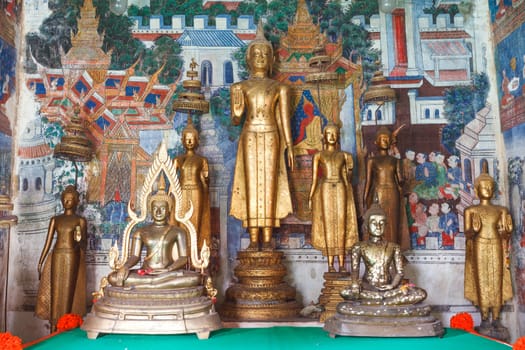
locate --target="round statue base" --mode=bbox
[324,303,444,338]
[81,285,222,339]
[220,251,302,321]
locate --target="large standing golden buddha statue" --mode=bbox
[230,21,294,251]
[464,166,513,342]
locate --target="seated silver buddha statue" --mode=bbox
[340,201,426,305]
[82,142,220,339]
[107,178,201,290]
[324,198,443,337]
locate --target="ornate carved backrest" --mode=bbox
[109,141,209,271]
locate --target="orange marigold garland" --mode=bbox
[0,332,22,350]
[450,312,474,332]
[514,336,525,350]
[56,313,83,332]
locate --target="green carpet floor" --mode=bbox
[25,327,511,350]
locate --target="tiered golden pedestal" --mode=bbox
[318,272,350,322]
[221,251,301,320]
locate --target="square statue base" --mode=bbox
[324,303,444,338]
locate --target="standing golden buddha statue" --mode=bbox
[230,21,294,251]
[363,127,407,248]
[222,21,301,321]
[174,121,211,253]
[464,166,513,341]
[309,123,358,272]
[36,185,87,331]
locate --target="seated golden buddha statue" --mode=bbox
[82,142,220,339]
[324,198,443,337]
[107,177,201,289]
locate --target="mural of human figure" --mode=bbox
[401,149,416,196]
[425,202,441,250]
[439,202,458,249]
[431,152,447,188]
[412,202,427,249]
[414,152,438,199]
[501,69,514,107]
[442,155,462,199]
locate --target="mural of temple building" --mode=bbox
[130,14,255,45]
[455,103,498,232]
[14,116,56,308]
[359,1,480,155]
[177,15,248,91]
[130,14,255,90]
[26,0,178,207]
[15,117,55,235]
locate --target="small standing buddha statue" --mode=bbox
[36,185,87,332]
[309,123,358,273]
[464,165,513,342]
[174,121,211,254]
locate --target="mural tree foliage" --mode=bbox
[140,35,183,85]
[441,72,489,155]
[26,0,182,84]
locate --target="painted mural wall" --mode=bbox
[490,0,525,334]
[0,0,18,333]
[3,0,524,342]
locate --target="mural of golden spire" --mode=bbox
[294,0,313,24]
[280,0,324,53]
[61,0,111,84]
